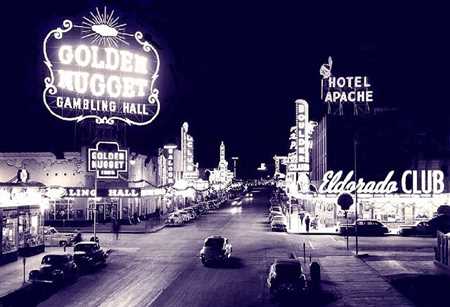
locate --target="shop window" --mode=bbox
[2,210,18,254]
[48,200,74,220]
[17,209,43,249]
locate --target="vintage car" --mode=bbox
[267,259,306,299]
[339,219,389,236]
[43,226,75,247]
[400,215,450,236]
[200,236,232,266]
[29,253,78,285]
[73,242,108,270]
[165,212,184,226]
[271,216,288,232]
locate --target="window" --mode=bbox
[2,210,18,254]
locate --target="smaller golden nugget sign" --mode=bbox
[88,141,127,179]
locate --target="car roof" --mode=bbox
[75,241,97,246]
[43,253,72,257]
[206,235,226,240]
[274,259,302,266]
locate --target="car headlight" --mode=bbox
[52,269,63,276]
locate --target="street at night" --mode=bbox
[23,190,433,307]
[1,1,449,307]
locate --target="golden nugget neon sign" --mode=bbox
[43,7,160,125]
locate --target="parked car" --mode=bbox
[428,214,450,234]
[177,210,191,222]
[400,215,450,236]
[43,226,75,247]
[166,212,184,226]
[267,259,306,299]
[339,219,389,236]
[73,242,108,270]
[200,236,232,266]
[271,216,288,232]
[29,253,78,286]
[185,207,198,219]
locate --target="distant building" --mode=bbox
[209,142,234,188]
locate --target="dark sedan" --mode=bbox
[200,236,232,266]
[73,241,109,271]
[400,215,450,236]
[339,219,389,236]
[29,254,78,286]
[267,259,306,299]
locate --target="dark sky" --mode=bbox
[0,1,447,178]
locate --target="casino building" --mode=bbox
[0,150,167,227]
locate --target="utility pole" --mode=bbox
[354,136,359,256]
[232,157,239,178]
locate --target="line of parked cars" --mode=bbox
[338,214,450,237]
[268,198,288,232]
[165,198,226,226]
[29,240,110,287]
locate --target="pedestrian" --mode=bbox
[112,218,121,240]
[299,212,305,225]
[305,215,310,233]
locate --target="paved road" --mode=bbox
[38,189,436,307]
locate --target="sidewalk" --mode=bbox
[53,218,166,234]
[0,247,65,299]
[314,255,414,307]
[286,213,338,234]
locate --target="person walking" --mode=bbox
[112,218,121,240]
[299,212,305,225]
[305,215,311,233]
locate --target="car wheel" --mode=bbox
[59,241,67,247]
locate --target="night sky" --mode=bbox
[0,1,447,178]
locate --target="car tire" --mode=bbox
[59,241,67,247]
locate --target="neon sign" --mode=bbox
[319,170,445,195]
[320,57,373,115]
[64,187,140,198]
[88,141,127,179]
[43,7,160,125]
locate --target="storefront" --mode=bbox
[294,193,450,229]
[0,184,45,264]
[44,186,167,225]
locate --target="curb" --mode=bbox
[55,224,166,234]
[288,232,338,235]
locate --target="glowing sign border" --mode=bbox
[43,14,161,126]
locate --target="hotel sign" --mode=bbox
[88,141,127,179]
[43,7,161,126]
[320,57,373,104]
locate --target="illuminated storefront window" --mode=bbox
[18,208,44,249]
[47,200,74,220]
[2,210,18,254]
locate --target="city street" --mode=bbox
[33,189,437,307]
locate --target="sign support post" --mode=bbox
[93,172,97,242]
[354,137,359,256]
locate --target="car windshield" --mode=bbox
[276,263,302,278]
[204,238,224,248]
[74,244,96,252]
[42,255,67,265]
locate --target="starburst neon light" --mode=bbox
[75,7,133,47]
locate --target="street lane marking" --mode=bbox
[309,241,315,250]
[329,235,337,242]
